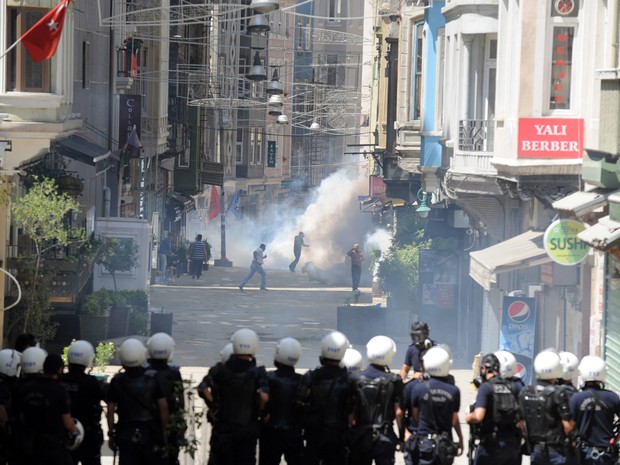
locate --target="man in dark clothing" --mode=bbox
[17,353,80,465]
[190,234,207,279]
[59,340,106,465]
[107,338,169,465]
[570,356,620,465]
[289,232,309,272]
[346,243,364,292]
[199,328,269,465]
[146,333,185,465]
[297,331,352,465]
[349,336,403,465]
[0,349,20,465]
[400,322,435,382]
[409,346,463,465]
[259,337,304,465]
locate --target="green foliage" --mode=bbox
[378,242,429,309]
[82,289,114,316]
[95,237,139,291]
[165,379,202,459]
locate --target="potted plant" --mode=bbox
[122,289,149,336]
[62,340,116,382]
[107,291,130,339]
[79,289,112,343]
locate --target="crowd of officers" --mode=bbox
[0,322,617,465]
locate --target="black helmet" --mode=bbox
[480,353,500,374]
[410,321,429,335]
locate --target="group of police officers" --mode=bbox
[0,322,617,465]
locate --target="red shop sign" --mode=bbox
[518,118,584,159]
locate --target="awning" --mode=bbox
[469,230,552,290]
[552,188,610,217]
[55,135,111,165]
[167,191,194,209]
[578,215,620,251]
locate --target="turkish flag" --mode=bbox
[208,186,221,220]
[21,0,71,63]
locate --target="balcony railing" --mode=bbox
[459,119,494,152]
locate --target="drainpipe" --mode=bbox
[385,15,399,179]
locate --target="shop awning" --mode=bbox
[55,135,111,165]
[167,191,194,209]
[469,230,551,290]
[577,215,620,251]
[552,188,610,217]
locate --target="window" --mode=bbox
[178,140,190,167]
[549,26,574,110]
[250,129,256,164]
[6,8,51,92]
[82,42,91,89]
[256,130,263,165]
[436,28,445,130]
[327,0,341,21]
[410,21,424,120]
[236,129,243,164]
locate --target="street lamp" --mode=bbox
[416,189,431,218]
[247,50,267,81]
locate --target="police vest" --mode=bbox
[520,384,567,447]
[59,371,103,427]
[150,365,182,413]
[265,370,302,430]
[353,373,398,428]
[115,370,159,424]
[213,364,264,427]
[303,370,350,431]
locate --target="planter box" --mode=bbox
[108,306,130,338]
[79,315,109,344]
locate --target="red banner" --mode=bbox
[518,118,584,159]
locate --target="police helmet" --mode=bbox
[494,350,517,378]
[219,343,234,363]
[68,418,85,451]
[146,332,175,360]
[0,349,21,378]
[340,348,363,374]
[410,321,429,341]
[578,355,607,383]
[117,338,147,368]
[367,335,396,366]
[274,337,302,367]
[423,346,452,377]
[67,340,95,367]
[558,351,579,381]
[21,347,48,374]
[533,350,563,380]
[480,353,500,375]
[231,328,259,355]
[320,331,349,361]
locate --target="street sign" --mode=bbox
[543,219,589,265]
[267,141,276,167]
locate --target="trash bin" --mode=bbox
[150,312,173,336]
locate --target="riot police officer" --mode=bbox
[259,337,303,465]
[297,330,353,465]
[349,336,403,465]
[199,328,269,465]
[558,351,579,398]
[400,322,435,381]
[466,353,521,465]
[340,348,363,376]
[146,333,185,465]
[106,338,169,465]
[570,356,620,465]
[0,349,20,465]
[494,350,525,397]
[519,350,575,465]
[408,346,463,465]
[59,340,106,465]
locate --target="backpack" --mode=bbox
[488,377,520,428]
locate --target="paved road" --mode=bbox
[99,264,517,464]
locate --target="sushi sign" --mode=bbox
[544,219,589,265]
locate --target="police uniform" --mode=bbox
[59,367,106,465]
[205,355,269,465]
[107,366,168,465]
[410,376,460,465]
[570,385,620,465]
[349,364,403,465]
[472,376,521,465]
[0,377,13,465]
[520,380,573,465]
[259,364,303,465]
[16,376,74,465]
[297,363,353,465]
[147,359,185,465]
[402,379,422,465]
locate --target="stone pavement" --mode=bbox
[99,264,521,464]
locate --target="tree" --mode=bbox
[11,177,85,337]
[95,237,139,291]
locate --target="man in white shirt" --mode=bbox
[239,243,268,291]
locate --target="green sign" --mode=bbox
[543,219,589,265]
[267,141,276,167]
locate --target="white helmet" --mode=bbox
[68,418,85,451]
[494,350,517,378]
[423,346,452,377]
[231,328,259,355]
[0,349,21,377]
[367,335,396,366]
[219,343,234,363]
[146,333,175,360]
[118,338,147,367]
[340,348,363,374]
[21,347,48,374]
[320,331,349,361]
[67,340,95,367]
[578,355,607,382]
[559,351,579,381]
[534,350,563,380]
[274,337,302,367]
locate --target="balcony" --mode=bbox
[450,119,497,175]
